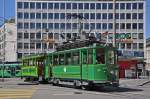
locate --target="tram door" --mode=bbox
[37,61,44,81]
[82,50,88,80]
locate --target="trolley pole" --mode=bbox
[113,0,116,47]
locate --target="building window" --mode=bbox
[115,3,119,9]
[127,43,131,49]
[24,13,29,19]
[120,13,125,19]
[36,3,41,9]
[54,13,59,19]
[126,23,131,29]
[17,12,23,19]
[72,3,77,9]
[96,13,101,19]
[96,3,101,9]
[24,33,29,39]
[126,13,131,19]
[84,3,89,9]
[54,33,59,39]
[126,3,131,9]
[84,23,89,29]
[36,13,41,19]
[133,43,137,49]
[24,43,29,49]
[42,23,47,29]
[120,23,125,29]
[84,13,89,19]
[102,23,107,29]
[30,2,35,9]
[138,33,143,39]
[30,23,35,29]
[24,23,29,29]
[17,43,22,49]
[138,13,143,19]
[132,3,137,9]
[72,23,77,29]
[108,23,113,29]
[54,3,59,9]
[36,43,41,49]
[66,23,71,29]
[67,33,71,39]
[139,43,143,49]
[108,13,113,19]
[17,2,22,8]
[24,2,29,9]
[79,3,83,9]
[48,3,53,9]
[120,3,125,9]
[60,3,65,9]
[36,32,41,39]
[48,13,53,19]
[48,23,53,29]
[42,3,47,9]
[121,43,125,49]
[54,23,59,29]
[90,13,95,19]
[132,23,137,29]
[60,23,65,29]
[42,13,47,19]
[17,23,23,29]
[66,3,71,9]
[139,23,143,29]
[60,13,65,19]
[30,43,35,49]
[102,3,107,9]
[17,32,22,39]
[90,3,95,9]
[102,13,107,19]
[36,23,41,29]
[96,23,101,29]
[90,23,95,29]
[115,13,119,19]
[30,33,35,39]
[132,33,137,39]
[138,3,143,9]
[108,3,113,9]
[30,13,35,19]
[132,13,137,19]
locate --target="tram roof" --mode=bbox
[0,63,21,67]
[22,54,46,60]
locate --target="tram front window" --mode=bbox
[96,48,105,64]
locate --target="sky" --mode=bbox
[0,0,150,37]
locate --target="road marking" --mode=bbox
[53,93,74,96]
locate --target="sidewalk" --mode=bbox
[119,78,150,87]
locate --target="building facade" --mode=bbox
[146,38,150,72]
[0,19,17,62]
[16,0,146,77]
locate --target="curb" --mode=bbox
[139,80,150,86]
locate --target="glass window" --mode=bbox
[139,43,143,49]
[72,52,79,65]
[79,3,83,9]
[42,3,47,9]
[108,50,115,64]
[127,43,131,49]
[139,23,143,29]
[121,43,125,49]
[138,33,143,39]
[36,32,41,39]
[126,13,131,19]
[24,13,29,19]
[60,3,65,9]
[67,33,71,39]
[132,13,137,19]
[54,13,59,19]
[60,13,65,19]
[133,3,137,9]
[126,23,131,29]
[108,3,113,9]
[116,23,119,29]
[48,3,53,9]
[36,23,41,29]
[48,23,53,29]
[84,3,89,9]
[66,13,71,19]
[90,23,95,29]
[36,43,41,49]
[54,23,59,29]
[120,23,125,29]
[72,23,77,29]
[102,13,107,19]
[17,23,23,29]
[54,33,59,39]
[139,13,143,19]
[42,23,47,29]
[108,23,113,29]
[120,3,125,9]
[42,13,47,19]
[96,3,101,9]
[90,13,95,19]
[17,12,23,19]
[102,23,107,29]
[96,48,105,64]
[132,23,137,29]
[115,13,119,19]
[17,43,22,49]
[133,43,137,49]
[120,13,125,19]
[60,23,65,29]
[102,3,107,9]
[132,33,137,39]
[66,23,71,29]
[108,13,113,19]
[84,23,89,29]
[72,3,77,9]
[96,23,101,29]
[36,13,41,19]
[66,3,71,9]
[96,13,101,19]
[139,3,143,9]
[24,23,29,29]
[30,2,35,9]
[54,3,59,9]
[48,13,53,19]
[30,43,35,49]
[84,13,89,19]
[17,32,22,39]
[24,32,29,39]
[24,43,29,49]
[126,3,131,9]
[36,3,41,9]
[17,2,22,8]
[30,23,35,29]
[115,3,119,9]
[24,2,29,9]
[30,13,35,19]
[90,3,95,9]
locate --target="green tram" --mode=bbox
[0,63,22,78]
[22,40,119,88]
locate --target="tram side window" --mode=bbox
[108,50,115,64]
[59,54,65,65]
[66,53,72,65]
[72,52,79,65]
[88,49,93,64]
[83,51,87,64]
[96,48,105,64]
[53,55,59,65]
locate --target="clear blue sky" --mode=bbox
[0,0,150,37]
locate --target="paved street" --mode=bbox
[0,78,150,99]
